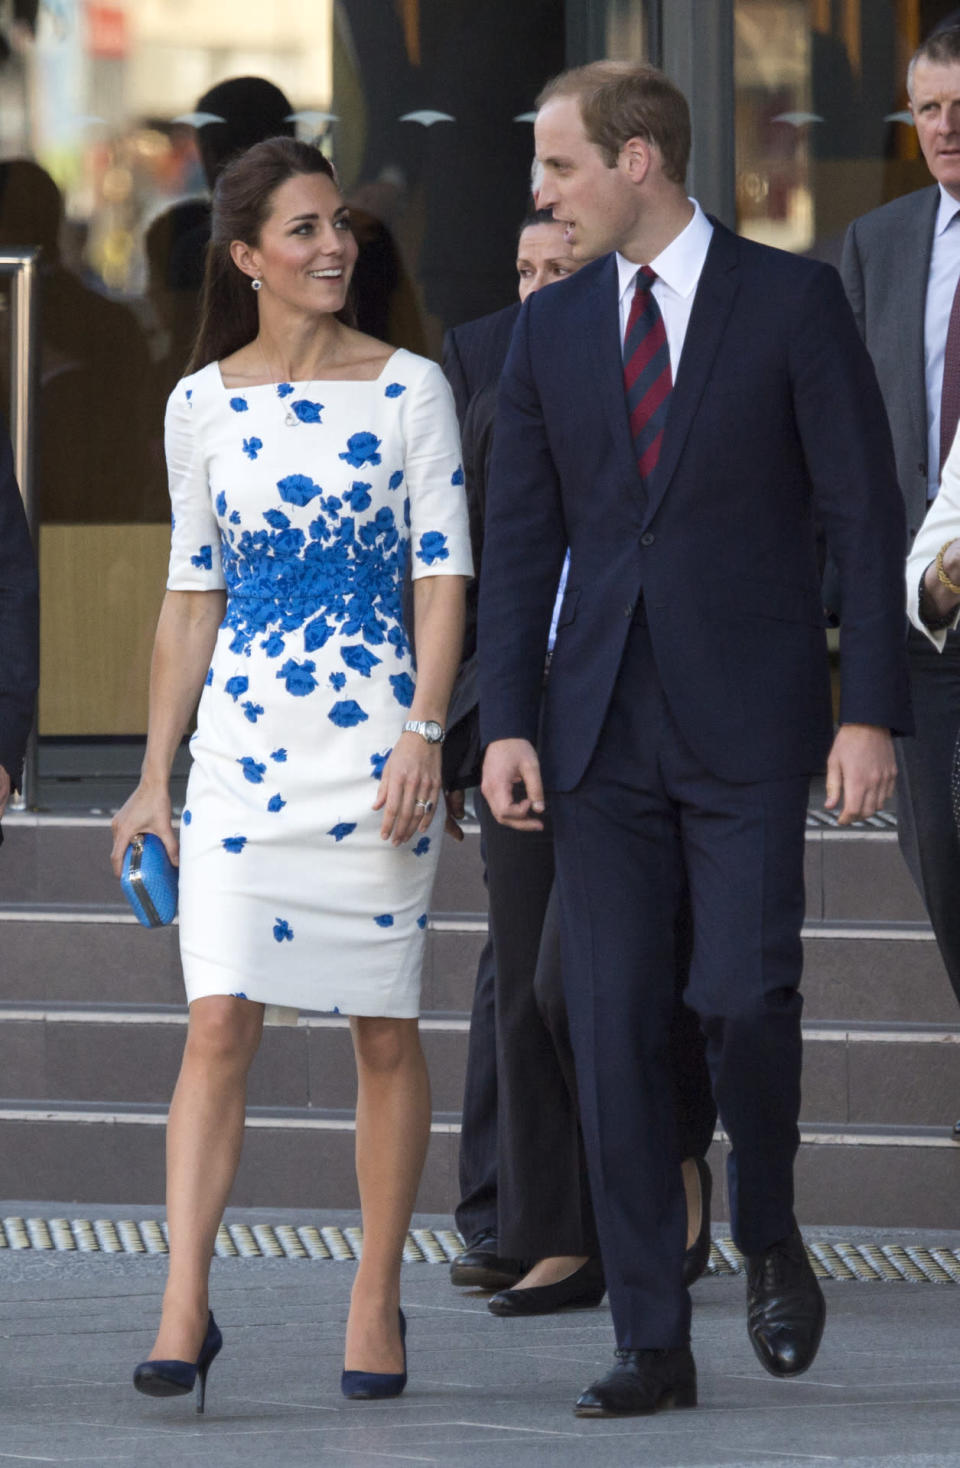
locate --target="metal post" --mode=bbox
[1,248,41,811]
[661,0,737,228]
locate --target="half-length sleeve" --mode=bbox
[165,378,226,592]
[402,360,474,582]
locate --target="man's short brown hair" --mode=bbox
[907,25,960,98]
[537,61,691,185]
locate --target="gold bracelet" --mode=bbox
[936,540,960,596]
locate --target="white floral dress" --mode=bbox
[165,350,472,1017]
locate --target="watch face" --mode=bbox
[424,721,443,743]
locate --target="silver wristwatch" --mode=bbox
[402,719,445,745]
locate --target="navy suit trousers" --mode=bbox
[550,609,809,1348]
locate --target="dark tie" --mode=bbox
[941,268,960,475]
[623,265,673,484]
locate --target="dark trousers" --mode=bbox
[454,928,498,1244]
[477,791,598,1258]
[896,626,960,1005]
[551,612,808,1348]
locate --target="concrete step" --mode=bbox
[2,909,952,1028]
[0,1005,469,1114]
[2,1001,957,1129]
[1,1102,956,1228]
[0,814,934,925]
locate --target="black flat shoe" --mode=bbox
[683,1156,713,1286]
[574,1346,697,1417]
[746,1228,825,1377]
[449,1228,527,1291]
[488,1256,605,1316]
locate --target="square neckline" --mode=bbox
[214,348,405,393]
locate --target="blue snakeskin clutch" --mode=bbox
[120,833,179,927]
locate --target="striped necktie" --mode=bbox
[623,265,672,484]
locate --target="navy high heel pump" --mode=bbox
[133,1311,222,1414]
[341,1308,407,1399]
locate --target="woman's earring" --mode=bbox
[251,277,263,291]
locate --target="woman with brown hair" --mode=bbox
[111,137,471,1408]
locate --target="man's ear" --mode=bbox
[621,136,654,184]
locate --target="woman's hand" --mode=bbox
[373,732,442,846]
[110,780,178,877]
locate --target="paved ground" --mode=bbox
[1,1208,959,1467]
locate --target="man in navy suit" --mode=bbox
[478,61,911,1417]
[0,417,38,836]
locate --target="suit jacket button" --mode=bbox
[641,531,655,546]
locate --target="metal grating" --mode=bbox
[1,1218,958,1281]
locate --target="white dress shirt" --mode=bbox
[906,428,960,646]
[924,184,960,500]
[616,199,715,364]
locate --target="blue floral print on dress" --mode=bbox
[242,701,264,724]
[388,470,403,490]
[339,431,382,467]
[277,473,322,507]
[385,383,406,398]
[330,671,346,690]
[204,669,214,686]
[229,397,248,413]
[328,699,368,728]
[416,531,449,566]
[341,645,381,678]
[373,914,394,927]
[264,509,290,529]
[412,837,431,856]
[277,658,318,696]
[277,382,294,398]
[191,545,213,569]
[261,632,285,658]
[274,918,294,942]
[229,510,241,525]
[417,913,427,929]
[328,822,356,841]
[237,757,266,784]
[243,437,263,460]
[289,399,323,424]
[215,491,227,516]
[267,794,286,812]
[369,748,392,779]
[225,675,248,701]
[182,810,192,825]
[389,672,415,707]
[451,466,464,486]
[222,835,247,853]
[270,748,287,762]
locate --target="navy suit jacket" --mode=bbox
[0,418,38,792]
[442,302,520,427]
[478,222,912,790]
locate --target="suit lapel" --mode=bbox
[641,221,740,529]
[907,187,939,461]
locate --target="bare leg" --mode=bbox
[512,1156,701,1288]
[682,1156,701,1249]
[148,996,265,1363]
[345,1016,430,1373]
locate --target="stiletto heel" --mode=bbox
[133,1311,222,1414]
[341,1308,407,1399]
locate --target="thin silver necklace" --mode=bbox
[256,337,323,428]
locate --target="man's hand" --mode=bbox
[0,764,9,821]
[481,738,546,830]
[824,723,897,826]
[444,787,466,843]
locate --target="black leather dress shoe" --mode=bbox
[746,1228,825,1377]
[574,1346,697,1417]
[449,1229,527,1291]
[682,1156,713,1287]
[488,1255,605,1316]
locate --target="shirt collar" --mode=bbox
[936,182,960,236]
[616,199,714,304]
